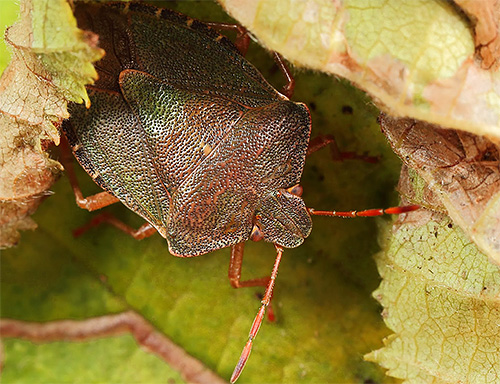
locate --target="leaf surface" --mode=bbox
[218,0,500,142]
[0,0,103,247]
[380,114,500,265]
[1,2,404,383]
[367,211,500,383]
[3,1,500,383]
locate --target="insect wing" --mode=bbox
[118,69,254,255]
[64,89,171,232]
[118,69,248,194]
[74,2,284,106]
[166,101,311,256]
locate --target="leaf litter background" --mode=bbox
[1,0,500,383]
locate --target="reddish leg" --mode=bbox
[73,212,157,240]
[308,204,420,218]
[272,52,295,98]
[229,242,270,288]
[307,134,379,163]
[204,22,250,56]
[231,245,283,383]
[60,136,157,240]
[60,136,119,211]
[229,243,276,323]
[256,292,276,323]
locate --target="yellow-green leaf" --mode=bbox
[218,0,500,141]
[367,211,500,383]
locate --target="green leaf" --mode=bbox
[367,213,500,383]
[7,1,500,383]
[2,68,401,381]
[2,336,186,384]
[1,2,404,379]
[0,1,18,73]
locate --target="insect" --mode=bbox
[63,2,419,382]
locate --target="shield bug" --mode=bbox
[63,2,419,382]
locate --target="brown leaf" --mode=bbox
[380,113,500,264]
[454,0,500,69]
[0,0,103,248]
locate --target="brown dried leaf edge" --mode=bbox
[0,0,103,248]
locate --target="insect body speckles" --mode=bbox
[64,2,313,257]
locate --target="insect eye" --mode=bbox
[286,184,303,197]
[250,224,264,242]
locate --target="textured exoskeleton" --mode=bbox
[64,2,313,257]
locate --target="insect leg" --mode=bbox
[73,212,157,240]
[204,22,250,56]
[272,52,295,99]
[228,242,270,288]
[59,136,119,211]
[229,243,276,323]
[60,136,156,240]
[231,245,283,383]
[307,134,379,163]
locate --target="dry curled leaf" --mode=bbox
[455,0,500,69]
[218,0,500,142]
[380,113,500,265]
[0,0,104,248]
[366,211,500,383]
[397,165,446,214]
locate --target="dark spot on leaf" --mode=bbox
[342,105,353,114]
[309,165,325,182]
[309,101,316,111]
